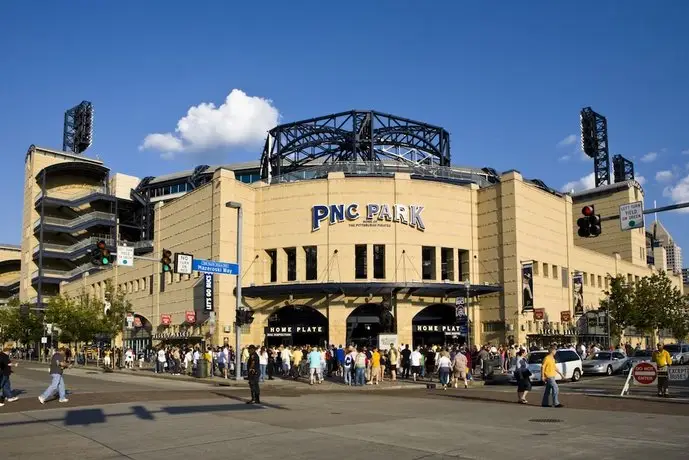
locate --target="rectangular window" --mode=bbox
[532,261,539,276]
[266,249,277,282]
[441,248,454,281]
[304,246,317,281]
[355,245,367,279]
[543,263,549,278]
[458,249,469,281]
[285,247,297,281]
[422,246,436,280]
[373,245,385,279]
[590,273,595,286]
[552,265,559,280]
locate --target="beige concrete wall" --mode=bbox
[109,173,141,200]
[58,167,682,348]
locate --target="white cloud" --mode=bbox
[557,134,577,147]
[636,175,646,186]
[558,155,571,162]
[682,149,689,155]
[561,173,595,193]
[663,174,689,212]
[640,152,658,163]
[139,89,280,157]
[655,170,674,183]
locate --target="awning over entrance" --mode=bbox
[240,281,501,298]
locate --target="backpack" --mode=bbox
[344,355,352,366]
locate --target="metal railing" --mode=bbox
[34,186,109,203]
[35,237,153,255]
[32,263,98,280]
[269,161,495,187]
[33,211,115,229]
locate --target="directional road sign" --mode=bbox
[191,258,239,275]
[620,201,644,231]
[175,253,193,275]
[117,245,134,267]
[668,365,689,382]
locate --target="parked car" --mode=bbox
[627,349,653,367]
[582,351,629,375]
[663,344,689,365]
[509,349,583,383]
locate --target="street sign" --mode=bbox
[191,258,239,275]
[668,365,689,381]
[117,245,134,266]
[175,253,193,275]
[620,201,644,231]
[41,336,47,344]
[126,313,134,330]
[632,362,657,385]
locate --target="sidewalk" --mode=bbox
[20,359,483,391]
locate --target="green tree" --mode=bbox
[0,298,44,344]
[600,274,636,340]
[99,282,134,338]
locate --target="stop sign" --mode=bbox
[633,362,657,385]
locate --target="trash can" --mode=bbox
[196,360,209,378]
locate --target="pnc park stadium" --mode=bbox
[12,109,683,355]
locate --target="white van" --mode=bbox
[510,349,583,383]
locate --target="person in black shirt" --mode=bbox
[401,345,412,379]
[246,345,261,404]
[0,345,19,405]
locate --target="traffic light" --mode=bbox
[577,205,602,238]
[161,249,173,272]
[236,309,254,327]
[91,240,112,265]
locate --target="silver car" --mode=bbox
[662,344,689,365]
[628,349,653,367]
[582,351,629,375]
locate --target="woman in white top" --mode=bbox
[437,350,453,389]
[259,347,269,382]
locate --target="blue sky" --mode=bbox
[1,1,688,257]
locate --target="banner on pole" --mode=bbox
[521,262,534,312]
[573,272,584,316]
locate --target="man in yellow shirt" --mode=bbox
[652,343,672,397]
[541,346,564,408]
[370,348,381,385]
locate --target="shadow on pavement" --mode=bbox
[0,399,282,429]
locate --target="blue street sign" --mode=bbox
[191,258,239,275]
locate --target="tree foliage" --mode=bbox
[601,271,689,341]
[45,281,133,345]
[0,298,44,344]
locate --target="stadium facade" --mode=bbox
[16,111,683,352]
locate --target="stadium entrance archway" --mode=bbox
[265,305,328,347]
[412,304,465,348]
[346,303,395,348]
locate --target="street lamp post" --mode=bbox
[226,201,243,381]
[464,279,471,347]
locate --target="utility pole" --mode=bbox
[226,201,243,380]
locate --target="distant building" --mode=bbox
[682,267,689,285]
[649,221,683,275]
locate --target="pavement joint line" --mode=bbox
[19,409,137,460]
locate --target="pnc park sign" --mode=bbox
[312,203,425,232]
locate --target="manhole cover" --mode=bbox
[86,371,99,375]
[528,418,562,423]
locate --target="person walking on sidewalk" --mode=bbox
[38,347,71,404]
[246,345,261,404]
[541,346,564,408]
[0,345,19,406]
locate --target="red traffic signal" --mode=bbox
[581,205,594,217]
[96,240,107,250]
